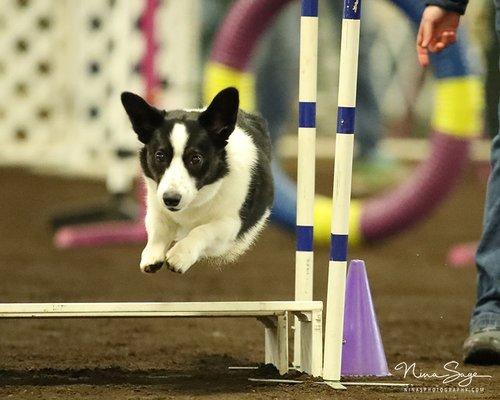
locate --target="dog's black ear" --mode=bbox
[199,87,239,146]
[121,92,165,144]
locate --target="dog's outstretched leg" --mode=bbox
[166,217,240,274]
[140,193,176,274]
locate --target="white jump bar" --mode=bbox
[0,301,323,318]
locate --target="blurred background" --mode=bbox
[0,0,496,187]
[0,1,499,397]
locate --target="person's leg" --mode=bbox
[254,4,301,227]
[255,3,299,143]
[471,132,500,331]
[355,15,382,158]
[327,1,401,197]
[200,1,233,63]
[327,1,381,158]
[463,0,500,364]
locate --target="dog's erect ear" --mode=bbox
[121,92,165,144]
[199,87,239,146]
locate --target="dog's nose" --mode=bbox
[163,192,182,208]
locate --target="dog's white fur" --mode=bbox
[141,123,270,274]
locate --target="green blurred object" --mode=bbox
[352,151,408,197]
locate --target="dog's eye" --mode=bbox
[189,154,203,167]
[155,150,166,163]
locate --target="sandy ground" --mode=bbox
[0,164,498,399]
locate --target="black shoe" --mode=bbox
[463,329,500,365]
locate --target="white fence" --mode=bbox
[0,0,200,190]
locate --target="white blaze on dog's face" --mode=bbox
[121,88,239,212]
[155,124,198,210]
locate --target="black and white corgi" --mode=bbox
[121,87,273,274]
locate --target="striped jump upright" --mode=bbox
[323,0,362,382]
[294,0,319,373]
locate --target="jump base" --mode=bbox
[0,301,323,377]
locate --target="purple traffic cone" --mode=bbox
[341,259,390,377]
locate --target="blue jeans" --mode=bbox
[471,0,500,333]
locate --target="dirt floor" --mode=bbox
[0,163,499,399]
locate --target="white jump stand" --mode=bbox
[0,300,323,376]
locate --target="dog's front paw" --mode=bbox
[165,240,199,274]
[140,245,166,274]
[142,262,164,273]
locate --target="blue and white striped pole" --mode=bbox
[323,0,362,382]
[294,0,318,370]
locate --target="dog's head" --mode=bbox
[121,87,239,212]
